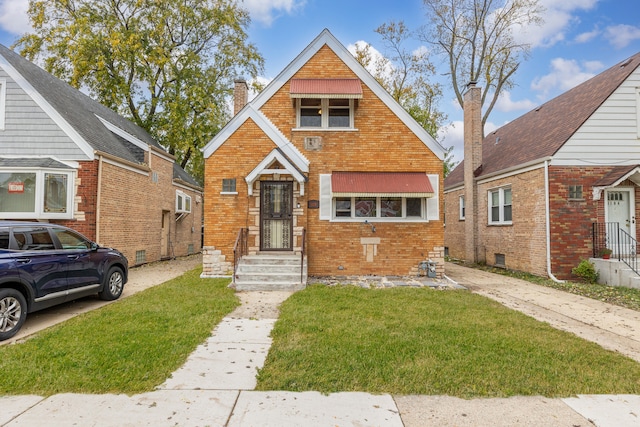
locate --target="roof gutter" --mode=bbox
[545,159,564,283]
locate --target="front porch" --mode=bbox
[592,222,640,288]
[233,252,308,291]
[591,257,640,289]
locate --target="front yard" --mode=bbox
[1,268,638,398]
[256,285,640,398]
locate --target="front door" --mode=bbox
[260,181,293,251]
[605,188,636,255]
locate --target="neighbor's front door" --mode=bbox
[260,181,293,251]
[605,188,636,255]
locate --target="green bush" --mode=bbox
[572,259,599,284]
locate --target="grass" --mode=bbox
[256,285,640,398]
[465,262,640,312]
[0,267,238,396]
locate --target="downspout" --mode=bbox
[96,154,103,243]
[545,160,564,283]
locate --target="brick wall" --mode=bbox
[547,166,640,279]
[445,164,640,280]
[443,187,466,260]
[204,44,444,277]
[97,152,201,265]
[445,168,547,276]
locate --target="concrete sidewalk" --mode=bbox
[2,260,640,426]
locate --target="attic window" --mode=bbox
[296,98,355,129]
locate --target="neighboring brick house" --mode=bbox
[444,52,640,280]
[0,44,202,265]
[201,29,445,286]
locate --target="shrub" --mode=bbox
[572,259,599,284]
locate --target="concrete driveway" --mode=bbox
[2,255,203,346]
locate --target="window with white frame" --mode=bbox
[0,170,74,219]
[333,196,424,220]
[459,195,465,220]
[297,98,354,129]
[176,191,192,213]
[488,186,512,225]
[221,178,237,193]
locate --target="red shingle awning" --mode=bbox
[331,172,434,197]
[290,78,362,99]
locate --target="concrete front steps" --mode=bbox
[233,252,307,291]
[592,257,640,289]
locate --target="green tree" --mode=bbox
[16,0,264,183]
[354,21,452,174]
[421,0,543,136]
[355,21,447,140]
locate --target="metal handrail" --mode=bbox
[300,228,306,284]
[617,228,638,274]
[233,228,248,280]
[592,222,639,275]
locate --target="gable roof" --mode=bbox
[202,28,446,161]
[0,44,199,187]
[445,51,640,190]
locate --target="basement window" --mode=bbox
[494,253,506,268]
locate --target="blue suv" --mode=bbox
[0,221,128,341]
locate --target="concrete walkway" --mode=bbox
[2,259,640,426]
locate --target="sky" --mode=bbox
[1,0,639,163]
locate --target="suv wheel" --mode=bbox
[0,289,27,341]
[99,266,124,301]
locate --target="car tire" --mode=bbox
[99,266,125,301]
[0,288,28,341]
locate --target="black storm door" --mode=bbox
[260,182,293,250]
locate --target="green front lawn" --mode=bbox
[256,285,640,398]
[0,268,238,396]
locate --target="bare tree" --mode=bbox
[421,0,543,135]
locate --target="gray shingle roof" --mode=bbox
[0,44,199,187]
[445,51,640,190]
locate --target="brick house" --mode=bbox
[0,44,202,265]
[444,52,640,280]
[201,29,445,289]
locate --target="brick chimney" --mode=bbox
[463,82,482,263]
[233,79,248,116]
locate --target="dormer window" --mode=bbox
[290,78,362,130]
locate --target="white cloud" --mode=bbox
[604,24,640,49]
[531,57,603,98]
[0,0,30,35]
[241,0,305,27]
[494,91,537,113]
[574,28,600,44]
[513,0,598,48]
